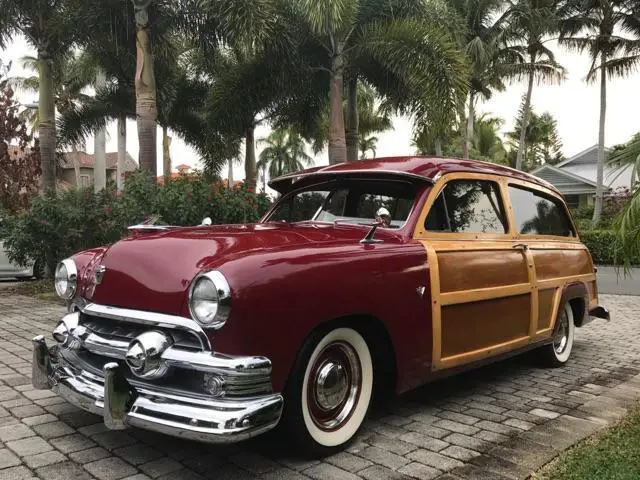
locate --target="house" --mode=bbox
[58,151,138,187]
[156,163,192,184]
[531,145,633,209]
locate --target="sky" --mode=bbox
[3,35,640,184]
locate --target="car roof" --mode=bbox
[269,156,558,194]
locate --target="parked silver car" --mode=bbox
[0,241,41,279]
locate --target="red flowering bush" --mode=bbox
[1,171,272,275]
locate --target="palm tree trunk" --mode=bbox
[345,76,359,162]
[227,158,234,186]
[72,144,81,185]
[592,56,607,227]
[133,1,158,176]
[37,51,56,192]
[262,165,267,192]
[162,125,171,180]
[463,92,474,159]
[328,50,347,165]
[435,138,443,157]
[117,116,126,192]
[516,65,535,171]
[245,125,256,188]
[94,69,107,192]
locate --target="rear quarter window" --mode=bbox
[508,185,575,237]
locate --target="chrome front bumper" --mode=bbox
[32,335,284,443]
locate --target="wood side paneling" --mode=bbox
[533,249,592,280]
[438,250,528,293]
[537,288,557,331]
[441,294,531,358]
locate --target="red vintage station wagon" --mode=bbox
[33,156,609,455]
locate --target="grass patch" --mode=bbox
[536,405,640,480]
[0,279,64,304]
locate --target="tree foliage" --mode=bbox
[0,80,40,214]
[506,98,563,170]
[257,128,313,179]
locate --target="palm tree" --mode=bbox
[186,0,295,186]
[359,136,378,159]
[8,54,93,185]
[474,114,507,163]
[609,132,640,188]
[130,0,157,176]
[294,0,468,164]
[257,128,313,180]
[506,99,563,169]
[559,0,639,227]
[505,0,565,170]
[449,0,511,159]
[307,83,392,156]
[413,112,506,163]
[0,0,80,191]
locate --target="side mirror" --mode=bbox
[201,217,212,226]
[375,207,391,228]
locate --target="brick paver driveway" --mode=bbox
[1,294,639,480]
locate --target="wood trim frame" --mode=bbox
[413,172,514,240]
[413,171,595,371]
[532,273,596,340]
[424,242,442,369]
[503,177,582,242]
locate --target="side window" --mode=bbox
[509,185,575,237]
[425,180,507,234]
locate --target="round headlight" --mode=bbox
[55,259,77,300]
[188,271,231,329]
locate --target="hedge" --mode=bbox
[580,230,640,266]
[0,171,272,275]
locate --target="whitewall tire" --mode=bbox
[282,326,373,456]
[538,303,575,367]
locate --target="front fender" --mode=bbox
[211,240,430,393]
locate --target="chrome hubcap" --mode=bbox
[308,341,361,431]
[554,310,569,354]
[316,362,348,410]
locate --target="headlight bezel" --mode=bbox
[188,271,231,329]
[54,259,78,300]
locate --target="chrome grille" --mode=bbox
[70,310,272,398]
[80,314,202,351]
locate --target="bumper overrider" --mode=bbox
[32,304,284,443]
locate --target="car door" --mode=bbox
[0,241,16,275]
[414,173,535,371]
[506,182,597,341]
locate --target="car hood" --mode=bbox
[88,222,401,314]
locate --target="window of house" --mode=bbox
[424,180,507,234]
[508,185,575,237]
[564,194,580,209]
[79,175,90,187]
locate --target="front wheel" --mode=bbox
[537,303,575,367]
[281,327,373,457]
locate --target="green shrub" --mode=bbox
[580,230,640,266]
[1,171,272,275]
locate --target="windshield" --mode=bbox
[264,180,418,228]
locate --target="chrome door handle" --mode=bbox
[513,243,528,251]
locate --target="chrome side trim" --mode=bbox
[81,303,211,351]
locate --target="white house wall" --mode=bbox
[562,164,633,190]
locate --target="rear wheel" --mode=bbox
[281,326,373,457]
[31,260,44,280]
[537,303,575,367]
